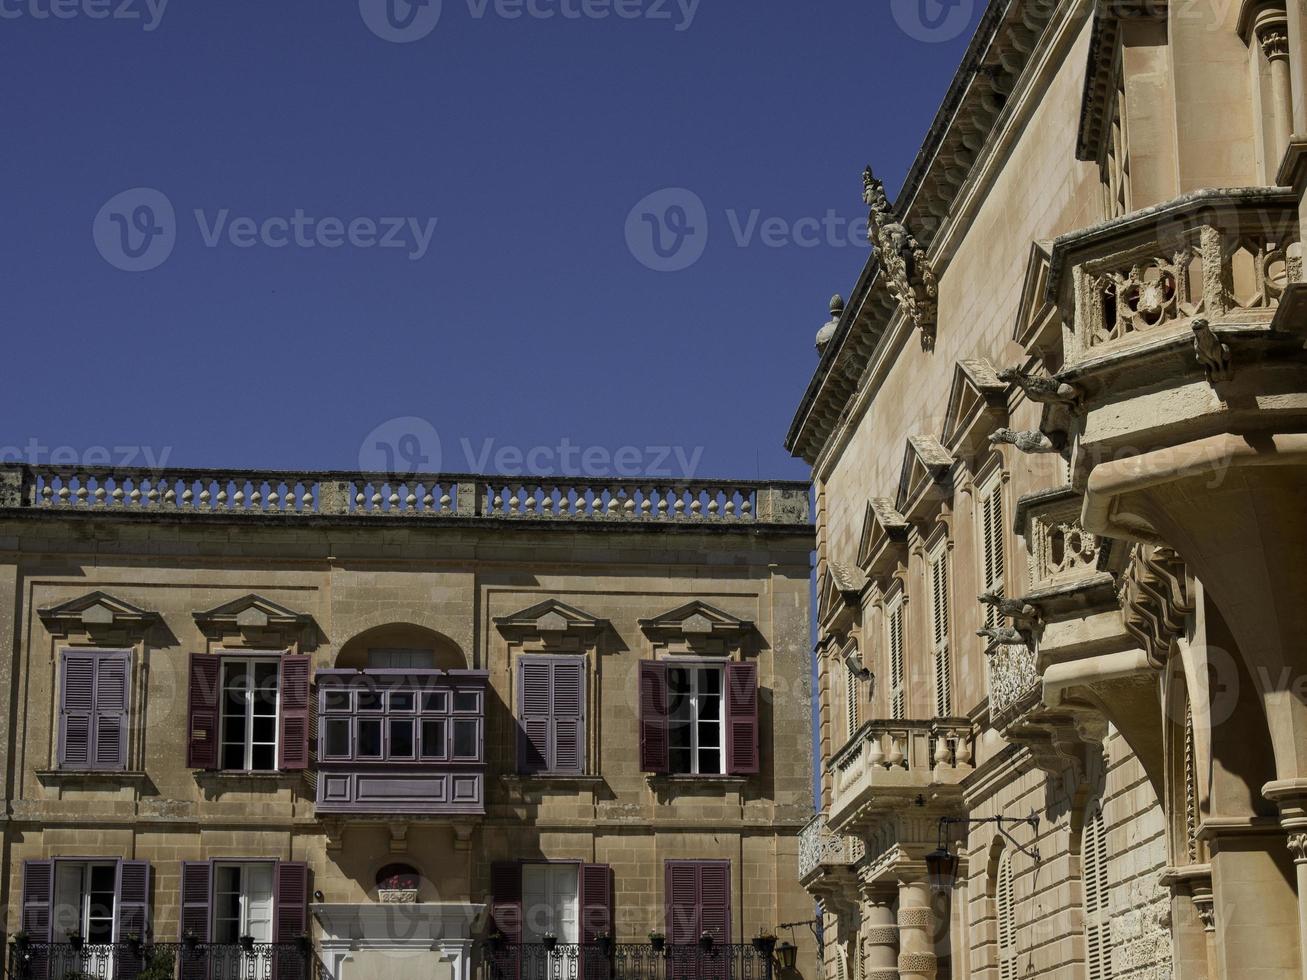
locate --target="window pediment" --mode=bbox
[896,436,954,522]
[857,498,910,580]
[1013,241,1059,358]
[941,358,1009,456]
[818,562,864,633]
[639,601,753,654]
[193,594,315,648]
[494,598,609,652]
[39,591,160,643]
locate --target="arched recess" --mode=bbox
[336,623,468,671]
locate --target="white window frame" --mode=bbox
[885,592,906,720]
[978,470,1007,633]
[53,861,118,943]
[212,861,275,943]
[218,655,281,772]
[928,539,952,718]
[665,660,727,775]
[521,863,580,944]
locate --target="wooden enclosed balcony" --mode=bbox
[826,720,974,834]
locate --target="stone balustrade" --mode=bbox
[797,811,864,883]
[0,465,810,526]
[827,720,974,833]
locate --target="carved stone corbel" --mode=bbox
[863,168,938,351]
[1119,545,1193,669]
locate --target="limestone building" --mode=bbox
[788,0,1307,978]
[0,467,814,980]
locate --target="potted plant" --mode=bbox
[125,932,144,958]
[239,935,255,954]
[596,931,614,957]
[647,931,666,953]
[182,929,199,957]
[752,930,777,956]
[486,930,507,953]
[542,932,558,953]
[67,932,84,953]
[698,931,714,954]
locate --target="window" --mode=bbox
[179,861,309,953]
[639,661,758,776]
[220,658,280,771]
[367,648,435,669]
[886,596,905,720]
[53,862,117,943]
[490,862,613,960]
[517,656,585,775]
[318,675,483,764]
[213,863,274,944]
[1103,43,1131,219]
[979,472,1006,632]
[665,861,731,943]
[1083,803,1113,980]
[928,543,952,717]
[58,649,130,771]
[844,661,860,741]
[997,850,1017,980]
[523,864,579,943]
[21,859,151,956]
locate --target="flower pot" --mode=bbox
[649,935,666,953]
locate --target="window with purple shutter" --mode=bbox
[179,862,212,941]
[638,661,669,773]
[275,862,310,941]
[278,654,311,771]
[116,860,151,941]
[489,862,523,943]
[579,863,612,940]
[665,861,731,944]
[517,656,585,775]
[22,860,54,940]
[724,662,759,775]
[186,654,221,770]
[58,650,130,771]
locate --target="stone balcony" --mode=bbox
[826,720,974,836]
[797,811,864,885]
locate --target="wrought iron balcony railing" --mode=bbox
[6,939,319,980]
[480,942,774,980]
[797,812,863,882]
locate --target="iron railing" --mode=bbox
[6,940,319,980]
[481,943,774,980]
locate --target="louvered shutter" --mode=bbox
[665,862,700,944]
[551,659,585,775]
[274,862,310,941]
[116,860,151,940]
[980,481,1006,630]
[187,654,221,770]
[579,864,613,941]
[845,665,859,740]
[517,659,553,774]
[1083,804,1113,980]
[490,862,524,942]
[94,654,130,769]
[930,550,952,718]
[697,863,731,942]
[58,653,96,768]
[724,662,759,775]
[997,852,1017,980]
[887,601,906,720]
[179,861,212,941]
[278,654,311,771]
[21,860,54,940]
[638,661,669,773]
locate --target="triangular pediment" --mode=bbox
[639,601,753,640]
[895,435,954,519]
[817,562,864,630]
[494,599,609,636]
[1013,240,1058,354]
[193,593,314,645]
[39,591,160,639]
[856,498,910,577]
[941,358,1009,454]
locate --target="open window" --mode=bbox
[187,652,309,772]
[639,661,758,776]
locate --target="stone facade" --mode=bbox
[0,470,815,979]
[787,0,1307,977]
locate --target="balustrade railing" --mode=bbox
[5,939,319,980]
[797,812,863,881]
[481,943,772,980]
[0,466,809,526]
[828,720,975,825]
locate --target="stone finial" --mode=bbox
[817,294,844,352]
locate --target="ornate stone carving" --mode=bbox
[1119,545,1193,669]
[1288,833,1307,865]
[976,625,1025,654]
[997,366,1083,410]
[1191,318,1232,383]
[863,168,938,351]
[799,813,862,881]
[987,427,1062,455]
[377,888,419,904]
[986,641,1041,721]
[1260,26,1290,61]
[978,590,1043,628]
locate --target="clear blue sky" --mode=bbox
[1,0,983,482]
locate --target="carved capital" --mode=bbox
[1261,27,1290,60]
[1289,832,1307,864]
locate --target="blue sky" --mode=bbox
[0,0,983,482]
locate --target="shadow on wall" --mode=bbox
[335,623,468,670]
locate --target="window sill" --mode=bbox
[502,774,606,787]
[36,769,151,784]
[193,770,300,784]
[647,774,749,784]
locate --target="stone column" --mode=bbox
[1266,784,1307,980]
[1259,7,1295,167]
[859,881,898,980]
[895,878,935,980]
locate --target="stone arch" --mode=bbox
[336,623,467,670]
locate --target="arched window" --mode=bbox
[1083,801,1113,979]
[997,849,1017,980]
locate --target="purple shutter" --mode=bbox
[517,659,552,774]
[179,861,211,941]
[579,864,613,941]
[22,860,54,940]
[665,862,698,944]
[274,862,311,940]
[94,654,130,770]
[187,655,221,770]
[490,862,523,942]
[725,662,759,775]
[58,653,96,768]
[551,659,585,775]
[639,661,669,773]
[279,655,311,771]
[116,860,151,939]
[698,863,731,942]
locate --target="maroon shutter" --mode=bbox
[579,864,613,941]
[665,862,698,945]
[187,654,221,770]
[639,661,669,773]
[725,662,759,775]
[697,863,731,942]
[179,861,211,941]
[22,860,54,940]
[518,659,552,774]
[116,860,151,940]
[552,659,585,775]
[58,652,95,768]
[94,654,130,770]
[279,654,311,771]
[490,862,523,942]
[275,862,311,940]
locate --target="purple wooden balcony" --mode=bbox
[314,669,487,815]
